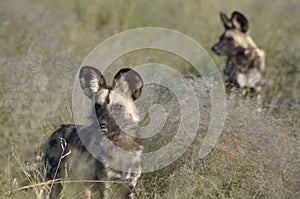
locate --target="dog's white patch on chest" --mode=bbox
[237,68,263,88]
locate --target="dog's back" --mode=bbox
[43,124,107,198]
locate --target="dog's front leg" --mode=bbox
[102,182,112,199]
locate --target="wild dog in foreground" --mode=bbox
[42,66,143,199]
[212,11,266,96]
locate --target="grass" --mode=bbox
[0,0,299,198]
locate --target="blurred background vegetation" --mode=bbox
[0,0,299,198]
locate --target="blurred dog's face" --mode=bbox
[212,11,250,57]
[79,66,143,139]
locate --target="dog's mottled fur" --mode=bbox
[42,66,143,198]
[212,11,266,96]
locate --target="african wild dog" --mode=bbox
[212,11,266,96]
[42,66,143,198]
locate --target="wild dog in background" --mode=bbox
[212,11,266,96]
[42,66,143,199]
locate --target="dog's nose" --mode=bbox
[99,120,107,129]
[212,45,221,55]
[212,45,217,52]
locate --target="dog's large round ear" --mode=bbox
[220,12,233,29]
[112,68,143,101]
[79,66,107,99]
[231,11,248,33]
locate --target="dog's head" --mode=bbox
[212,11,254,57]
[79,66,143,137]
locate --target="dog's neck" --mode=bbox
[227,46,261,72]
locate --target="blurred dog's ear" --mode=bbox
[231,11,248,33]
[112,68,143,101]
[79,66,107,99]
[220,12,233,29]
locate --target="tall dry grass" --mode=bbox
[0,0,299,198]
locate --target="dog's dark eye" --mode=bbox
[226,37,233,41]
[115,104,123,110]
[112,104,124,113]
[95,103,101,110]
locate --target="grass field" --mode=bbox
[0,0,299,198]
